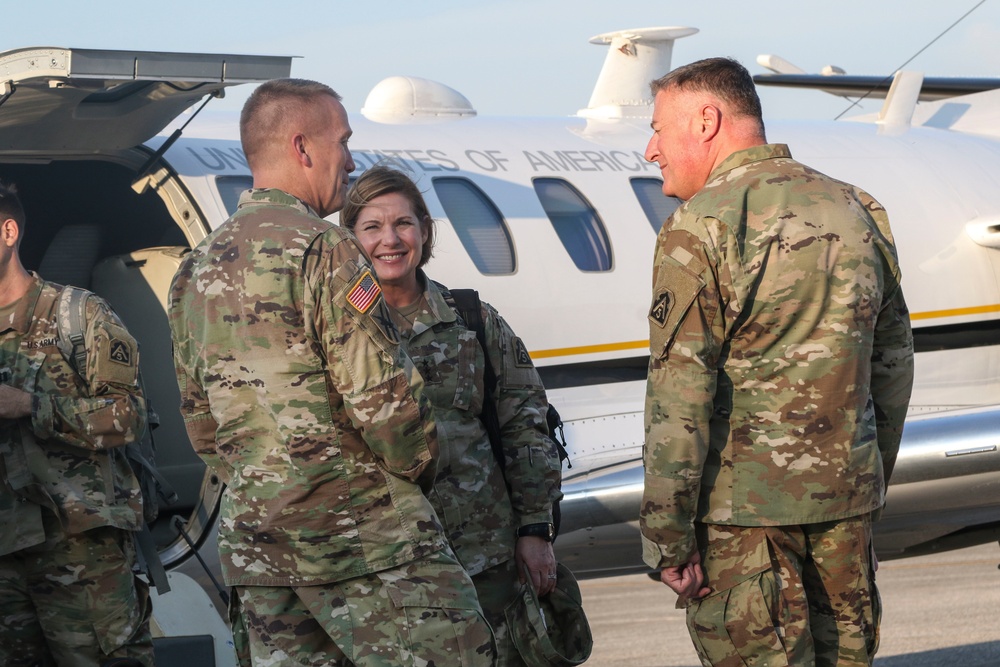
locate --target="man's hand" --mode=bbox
[0,384,31,419]
[515,536,558,596]
[660,550,711,603]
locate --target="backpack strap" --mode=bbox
[446,288,507,480]
[56,285,90,376]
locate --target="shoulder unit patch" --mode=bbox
[109,338,132,365]
[513,337,534,368]
[649,290,672,327]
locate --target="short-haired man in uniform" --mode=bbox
[168,79,494,667]
[640,58,914,666]
[0,181,154,666]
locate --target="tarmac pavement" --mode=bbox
[576,541,1000,666]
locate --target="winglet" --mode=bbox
[756,54,806,75]
[578,26,698,119]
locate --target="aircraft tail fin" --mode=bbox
[578,26,697,119]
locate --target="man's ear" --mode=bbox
[700,104,722,142]
[292,133,311,167]
[0,218,19,248]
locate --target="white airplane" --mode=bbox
[1,26,998,664]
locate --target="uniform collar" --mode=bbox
[0,272,44,336]
[708,143,793,184]
[422,273,459,327]
[237,188,320,218]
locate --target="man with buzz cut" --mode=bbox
[168,78,495,667]
[640,58,914,667]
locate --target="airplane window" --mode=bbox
[216,176,254,216]
[631,177,681,232]
[532,178,612,272]
[432,177,515,275]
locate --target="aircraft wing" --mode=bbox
[753,73,1000,101]
[0,47,292,153]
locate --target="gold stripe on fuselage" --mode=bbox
[908,303,1000,321]
[529,304,1000,360]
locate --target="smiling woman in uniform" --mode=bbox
[341,166,563,667]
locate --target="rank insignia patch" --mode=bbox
[649,291,672,327]
[513,337,534,368]
[346,270,381,313]
[109,339,132,365]
[372,302,401,345]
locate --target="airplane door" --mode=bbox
[0,47,291,153]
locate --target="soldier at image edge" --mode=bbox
[639,57,915,667]
[0,180,155,667]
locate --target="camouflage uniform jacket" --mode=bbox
[0,274,146,556]
[169,188,446,587]
[641,144,915,569]
[393,275,562,576]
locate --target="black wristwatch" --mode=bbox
[516,522,555,542]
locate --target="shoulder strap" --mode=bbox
[56,285,90,376]
[55,284,173,594]
[447,288,507,480]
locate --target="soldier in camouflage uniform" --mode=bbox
[168,80,494,667]
[0,181,154,666]
[639,58,914,667]
[341,166,563,667]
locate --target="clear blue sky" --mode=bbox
[4,1,998,121]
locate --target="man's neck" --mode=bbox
[0,264,34,309]
[708,134,767,178]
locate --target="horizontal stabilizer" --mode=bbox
[753,72,1000,102]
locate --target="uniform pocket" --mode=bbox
[378,560,482,612]
[377,559,495,667]
[93,590,142,655]
[92,544,152,655]
[687,572,788,667]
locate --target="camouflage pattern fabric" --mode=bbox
[0,518,154,667]
[0,274,151,664]
[391,276,562,666]
[641,144,914,569]
[0,275,147,551]
[686,518,880,667]
[472,557,524,667]
[392,276,561,578]
[230,549,495,667]
[168,187,448,587]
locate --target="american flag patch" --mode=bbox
[346,270,381,313]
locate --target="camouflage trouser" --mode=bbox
[473,558,527,667]
[230,549,496,667]
[686,516,880,667]
[0,522,154,667]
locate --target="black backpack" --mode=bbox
[446,288,570,538]
[55,285,177,593]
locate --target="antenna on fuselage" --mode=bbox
[578,26,698,120]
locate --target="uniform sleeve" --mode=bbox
[310,232,437,484]
[481,303,562,526]
[640,214,726,570]
[168,256,229,481]
[870,273,914,485]
[863,193,914,485]
[173,355,227,482]
[31,296,147,451]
